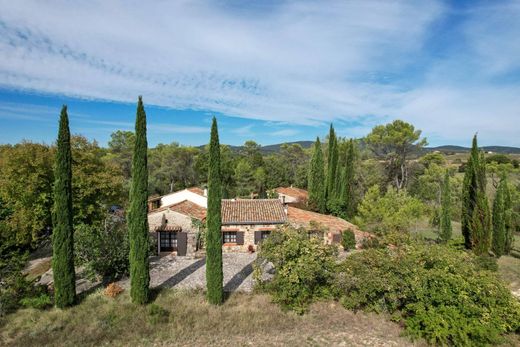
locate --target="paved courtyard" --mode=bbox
[118,253,257,293]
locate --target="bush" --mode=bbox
[0,240,52,316]
[256,226,337,313]
[19,292,52,310]
[341,229,356,251]
[334,242,520,346]
[74,217,129,281]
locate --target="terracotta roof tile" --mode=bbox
[287,206,371,239]
[222,199,287,225]
[187,187,205,196]
[152,200,207,220]
[275,187,309,201]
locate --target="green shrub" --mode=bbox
[257,226,337,314]
[20,292,52,310]
[334,242,520,345]
[341,229,356,251]
[74,217,129,281]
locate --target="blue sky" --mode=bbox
[1,0,519,147]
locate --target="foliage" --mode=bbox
[206,117,223,305]
[71,135,126,225]
[257,226,337,313]
[74,219,129,281]
[106,130,135,180]
[325,124,338,203]
[128,97,150,304]
[341,229,356,251]
[439,169,452,242]
[334,242,520,346]
[492,176,507,257]
[365,120,427,190]
[0,143,54,247]
[355,185,424,235]
[471,191,492,256]
[340,139,356,218]
[148,143,199,195]
[308,137,326,213]
[52,106,76,308]
[462,135,488,251]
[0,238,51,316]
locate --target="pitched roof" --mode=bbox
[287,206,359,233]
[222,199,287,225]
[275,187,309,201]
[151,200,207,220]
[186,187,205,196]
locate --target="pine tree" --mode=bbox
[52,105,76,308]
[325,124,338,203]
[492,176,506,257]
[471,191,492,256]
[461,135,480,249]
[308,137,326,213]
[439,169,452,242]
[206,117,223,305]
[128,96,150,304]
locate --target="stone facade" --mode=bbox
[148,208,200,257]
[221,224,279,253]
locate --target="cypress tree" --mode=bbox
[128,96,150,304]
[503,177,514,254]
[206,117,223,305]
[471,191,492,256]
[461,135,480,249]
[308,137,326,213]
[439,169,452,242]
[52,105,76,308]
[341,139,355,218]
[492,176,506,257]
[325,124,338,203]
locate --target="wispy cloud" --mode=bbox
[269,129,300,137]
[0,1,519,144]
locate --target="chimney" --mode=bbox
[203,188,207,197]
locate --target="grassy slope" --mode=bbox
[0,290,417,347]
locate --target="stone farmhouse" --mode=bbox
[148,187,367,256]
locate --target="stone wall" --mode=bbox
[221,224,279,253]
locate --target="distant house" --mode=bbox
[286,206,369,248]
[148,187,368,256]
[275,186,308,206]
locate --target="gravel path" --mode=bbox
[118,253,257,293]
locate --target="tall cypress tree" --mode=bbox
[439,169,452,242]
[128,96,150,304]
[461,135,480,249]
[504,180,514,254]
[308,137,326,213]
[492,176,506,257]
[341,139,355,218]
[325,124,338,203]
[206,117,223,305]
[471,191,492,256]
[52,105,76,308]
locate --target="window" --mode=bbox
[160,232,178,251]
[261,230,271,240]
[223,232,237,243]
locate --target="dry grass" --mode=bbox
[0,289,418,347]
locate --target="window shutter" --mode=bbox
[236,232,245,245]
[254,230,262,244]
[177,232,188,256]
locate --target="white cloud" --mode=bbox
[0,1,519,145]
